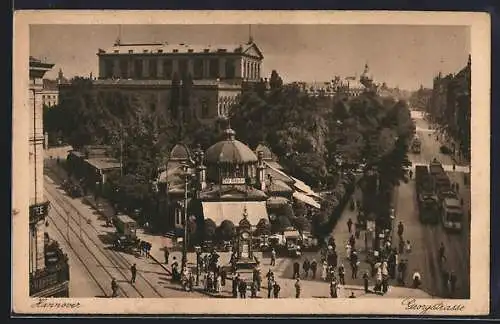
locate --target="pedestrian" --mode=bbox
[232,275,239,298]
[171,257,179,282]
[355,227,361,240]
[273,281,281,298]
[130,263,137,284]
[250,281,257,298]
[409,169,413,179]
[295,278,301,298]
[321,260,328,281]
[405,240,412,254]
[347,218,353,234]
[330,279,338,298]
[376,268,384,293]
[452,164,456,171]
[293,261,300,279]
[270,248,276,266]
[449,271,457,296]
[215,274,222,293]
[310,259,318,279]
[221,268,227,287]
[338,264,345,285]
[438,242,446,267]
[397,221,404,239]
[349,235,356,250]
[111,278,119,297]
[238,279,247,299]
[399,260,407,286]
[303,258,311,279]
[399,239,405,254]
[412,271,421,289]
[345,243,352,260]
[267,275,274,298]
[351,252,359,279]
[164,247,169,264]
[363,271,369,293]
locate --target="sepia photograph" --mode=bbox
[12,11,490,315]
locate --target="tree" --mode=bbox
[271,215,292,233]
[217,220,236,242]
[203,219,217,242]
[291,216,311,233]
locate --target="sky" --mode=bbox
[30,24,470,91]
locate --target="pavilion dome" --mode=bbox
[169,143,192,161]
[205,127,258,165]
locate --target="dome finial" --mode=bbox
[223,118,236,140]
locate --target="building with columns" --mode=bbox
[29,56,69,297]
[59,39,265,124]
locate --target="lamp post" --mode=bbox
[181,163,192,272]
[195,245,201,286]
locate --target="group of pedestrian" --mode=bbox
[138,240,152,258]
[266,270,281,298]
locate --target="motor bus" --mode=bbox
[441,198,463,232]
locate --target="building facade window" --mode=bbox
[178,59,188,78]
[149,59,157,79]
[201,99,209,118]
[163,59,173,79]
[193,59,204,80]
[104,59,113,78]
[209,59,219,78]
[225,59,236,79]
[120,58,128,79]
[134,59,143,79]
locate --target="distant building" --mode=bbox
[59,39,265,124]
[303,63,375,98]
[39,68,69,108]
[427,55,471,161]
[28,56,70,297]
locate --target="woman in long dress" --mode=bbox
[321,261,328,281]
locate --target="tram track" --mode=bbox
[44,168,164,298]
[45,202,112,297]
[46,188,142,298]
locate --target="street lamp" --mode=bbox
[181,163,193,272]
[194,245,201,286]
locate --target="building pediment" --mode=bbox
[243,43,264,60]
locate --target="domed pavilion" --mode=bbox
[159,124,322,237]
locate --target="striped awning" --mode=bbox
[293,191,321,209]
[201,201,268,227]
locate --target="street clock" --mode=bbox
[240,230,250,240]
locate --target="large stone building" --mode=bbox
[29,56,70,297]
[427,55,471,162]
[59,38,264,124]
